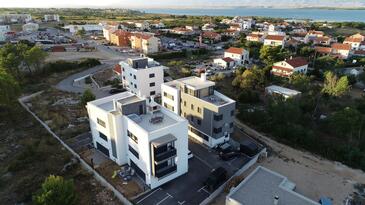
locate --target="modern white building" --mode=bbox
[161,74,236,148]
[22,23,39,32]
[86,92,189,189]
[44,14,60,22]
[63,24,103,34]
[120,57,166,98]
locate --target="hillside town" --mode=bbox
[2,7,365,205]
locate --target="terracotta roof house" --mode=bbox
[202,31,222,42]
[331,43,351,59]
[344,37,364,50]
[264,35,286,48]
[272,57,309,77]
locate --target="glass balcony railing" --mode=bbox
[155,165,177,178]
[154,148,177,163]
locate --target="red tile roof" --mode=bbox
[112,29,131,37]
[114,64,122,74]
[331,43,351,51]
[266,35,285,41]
[202,31,221,39]
[225,47,245,55]
[315,46,332,54]
[285,57,308,68]
[344,37,362,43]
[222,57,235,62]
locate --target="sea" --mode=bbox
[142,8,365,22]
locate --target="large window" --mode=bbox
[150,91,156,96]
[190,126,209,141]
[97,118,106,128]
[213,127,222,134]
[150,82,155,87]
[127,130,138,144]
[129,145,139,159]
[149,73,155,78]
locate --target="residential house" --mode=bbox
[134,21,150,31]
[313,36,331,46]
[120,57,166,98]
[224,47,250,65]
[226,166,320,205]
[86,92,188,189]
[130,33,160,54]
[213,57,236,69]
[304,30,325,43]
[170,27,195,35]
[202,23,216,31]
[161,74,236,148]
[246,33,265,43]
[331,43,352,59]
[110,30,131,47]
[222,29,240,38]
[264,35,286,48]
[271,57,308,77]
[344,37,363,50]
[22,22,39,32]
[202,31,222,43]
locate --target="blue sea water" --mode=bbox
[142,8,365,22]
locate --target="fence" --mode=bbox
[18,93,132,205]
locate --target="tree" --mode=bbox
[24,46,48,74]
[80,89,95,106]
[76,28,86,37]
[232,66,265,89]
[322,71,350,97]
[33,175,77,205]
[329,107,363,140]
[259,45,288,65]
[289,73,312,92]
[299,46,315,57]
[0,68,20,107]
[314,56,336,70]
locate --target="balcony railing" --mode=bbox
[154,148,177,163]
[155,165,177,178]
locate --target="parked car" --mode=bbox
[239,141,259,157]
[204,167,227,191]
[109,88,125,94]
[219,151,241,161]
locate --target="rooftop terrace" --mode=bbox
[127,110,178,132]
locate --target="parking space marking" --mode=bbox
[156,193,172,205]
[136,187,162,204]
[178,201,186,205]
[197,185,210,195]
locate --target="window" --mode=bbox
[184,101,187,106]
[190,126,209,141]
[213,127,222,134]
[164,92,167,97]
[97,118,106,128]
[129,73,132,76]
[149,73,155,78]
[231,110,234,116]
[134,84,137,89]
[191,104,194,110]
[99,132,108,141]
[197,119,201,125]
[133,75,136,79]
[122,68,125,71]
[150,91,156,95]
[123,76,126,80]
[150,82,155,87]
[128,130,138,144]
[197,107,201,113]
[214,114,223,121]
[184,112,186,117]
[128,145,139,159]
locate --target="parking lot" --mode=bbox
[134,137,253,205]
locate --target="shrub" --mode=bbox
[80,89,95,106]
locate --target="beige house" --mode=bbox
[264,35,285,48]
[161,74,236,148]
[130,33,160,54]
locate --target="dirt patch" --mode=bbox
[46,51,114,62]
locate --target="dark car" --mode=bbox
[204,167,227,191]
[219,151,241,161]
[239,141,259,157]
[109,88,125,94]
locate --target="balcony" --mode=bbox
[154,148,177,163]
[155,165,177,178]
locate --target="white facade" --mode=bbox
[264,36,285,48]
[22,23,39,32]
[44,14,60,22]
[120,57,166,98]
[0,25,10,41]
[87,92,188,189]
[213,58,235,69]
[224,48,250,66]
[64,24,103,33]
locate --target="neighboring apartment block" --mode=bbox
[110,30,131,47]
[87,92,188,189]
[130,33,160,54]
[44,14,60,22]
[120,57,166,98]
[161,74,236,148]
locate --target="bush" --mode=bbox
[33,175,77,205]
[80,89,95,106]
[238,90,260,104]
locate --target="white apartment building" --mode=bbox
[0,14,31,24]
[22,23,39,32]
[44,14,60,22]
[87,92,188,189]
[120,57,166,98]
[63,24,103,34]
[161,74,236,148]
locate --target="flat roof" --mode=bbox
[266,85,301,96]
[151,134,177,147]
[176,76,215,90]
[227,166,320,205]
[127,110,178,132]
[88,92,143,112]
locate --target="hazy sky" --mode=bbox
[1,0,365,8]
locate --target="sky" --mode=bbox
[1,0,365,8]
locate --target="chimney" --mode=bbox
[201,72,207,81]
[274,195,279,205]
